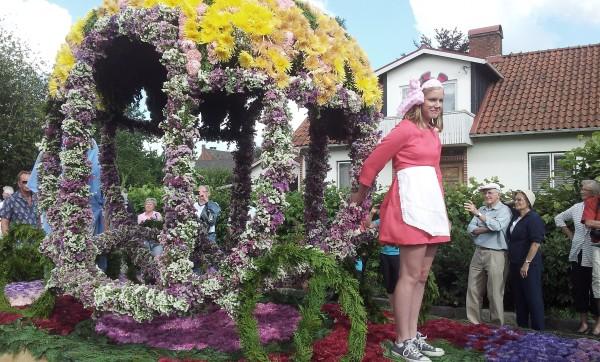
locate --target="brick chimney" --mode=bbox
[468,25,503,58]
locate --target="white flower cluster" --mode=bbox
[94,283,190,322]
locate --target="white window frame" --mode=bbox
[442,81,457,113]
[337,161,352,189]
[528,152,569,191]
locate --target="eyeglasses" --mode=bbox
[20,180,28,184]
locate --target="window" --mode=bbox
[529,153,571,192]
[442,82,456,112]
[337,161,352,189]
[399,80,456,112]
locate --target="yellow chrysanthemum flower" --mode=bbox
[49,43,76,98]
[232,2,278,36]
[266,47,290,74]
[66,10,95,48]
[355,74,382,108]
[183,19,202,42]
[142,0,161,7]
[238,50,255,68]
[100,0,120,16]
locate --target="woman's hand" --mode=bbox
[520,262,530,278]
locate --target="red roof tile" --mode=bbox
[292,118,346,147]
[472,43,600,135]
[292,118,310,147]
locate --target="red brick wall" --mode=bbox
[469,27,503,58]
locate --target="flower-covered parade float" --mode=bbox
[2,0,600,361]
[3,0,381,360]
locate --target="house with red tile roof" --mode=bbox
[291,25,600,192]
[195,144,235,170]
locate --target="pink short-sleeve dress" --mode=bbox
[359,120,451,246]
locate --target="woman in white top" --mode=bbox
[554,180,600,334]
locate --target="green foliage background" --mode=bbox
[0,24,47,187]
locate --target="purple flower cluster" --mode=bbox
[3,280,45,307]
[486,331,600,361]
[95,303,300,352]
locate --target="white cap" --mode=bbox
[478,183,501,192]
[516,189,536,207]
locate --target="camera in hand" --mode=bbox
[591,228,600,243]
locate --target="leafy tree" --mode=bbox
[114,129,164,187]
[0,23,47,187]
[414,27,470,53]
[109,95,164,187]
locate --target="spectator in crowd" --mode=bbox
[507,190,545,330]
[137,197,163,257]
[463,183,512,325]
[582,184,600,335]
[28,139,105,269]
[194,185,221,243]
[555,179,600,333]
[1,186,14,211]
[364,205,401,314]
[137,197,162,224]
[0,171,39,236]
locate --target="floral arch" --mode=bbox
[38,0,382,359]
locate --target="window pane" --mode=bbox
[401,87,409,101]
[553,154,571,187]
[443,83,456,112]
[338,162,352,189]
[530,154,550,192]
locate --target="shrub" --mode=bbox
[126,184,164,215]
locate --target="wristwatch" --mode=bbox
[476,212,482,218]
[524,260,531,264]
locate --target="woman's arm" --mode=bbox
[554,205,575,240]
[585,219,600,229]
[520,242,541,278]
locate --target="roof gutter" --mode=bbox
[470,127,600,138]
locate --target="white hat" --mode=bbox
[516,189,536,207]
[478,183,501,192]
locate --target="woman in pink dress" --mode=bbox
[351,73,451,362]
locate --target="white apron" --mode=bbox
[397,166,450,236]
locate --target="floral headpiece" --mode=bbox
[397,71,448,117]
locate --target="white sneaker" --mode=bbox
[415,332,445,357]
[390,339,432,362]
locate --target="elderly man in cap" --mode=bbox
[463,182,512,325]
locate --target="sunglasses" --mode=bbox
[20,180,28,184]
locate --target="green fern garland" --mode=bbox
[236,243,367,362]
[0,224,55,318]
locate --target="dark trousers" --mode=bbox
[571,252,598,315]
[510,262,545,330]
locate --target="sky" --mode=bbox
[1,0,600,149]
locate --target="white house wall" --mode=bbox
[385,55,472,117]
[317,147,393,189]
[467,133,590,191]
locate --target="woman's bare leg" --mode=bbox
[393,244,429,342]
[408,244,438,337]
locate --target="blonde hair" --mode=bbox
[404,87,444,131]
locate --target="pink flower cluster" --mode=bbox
[95,303,300,352]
